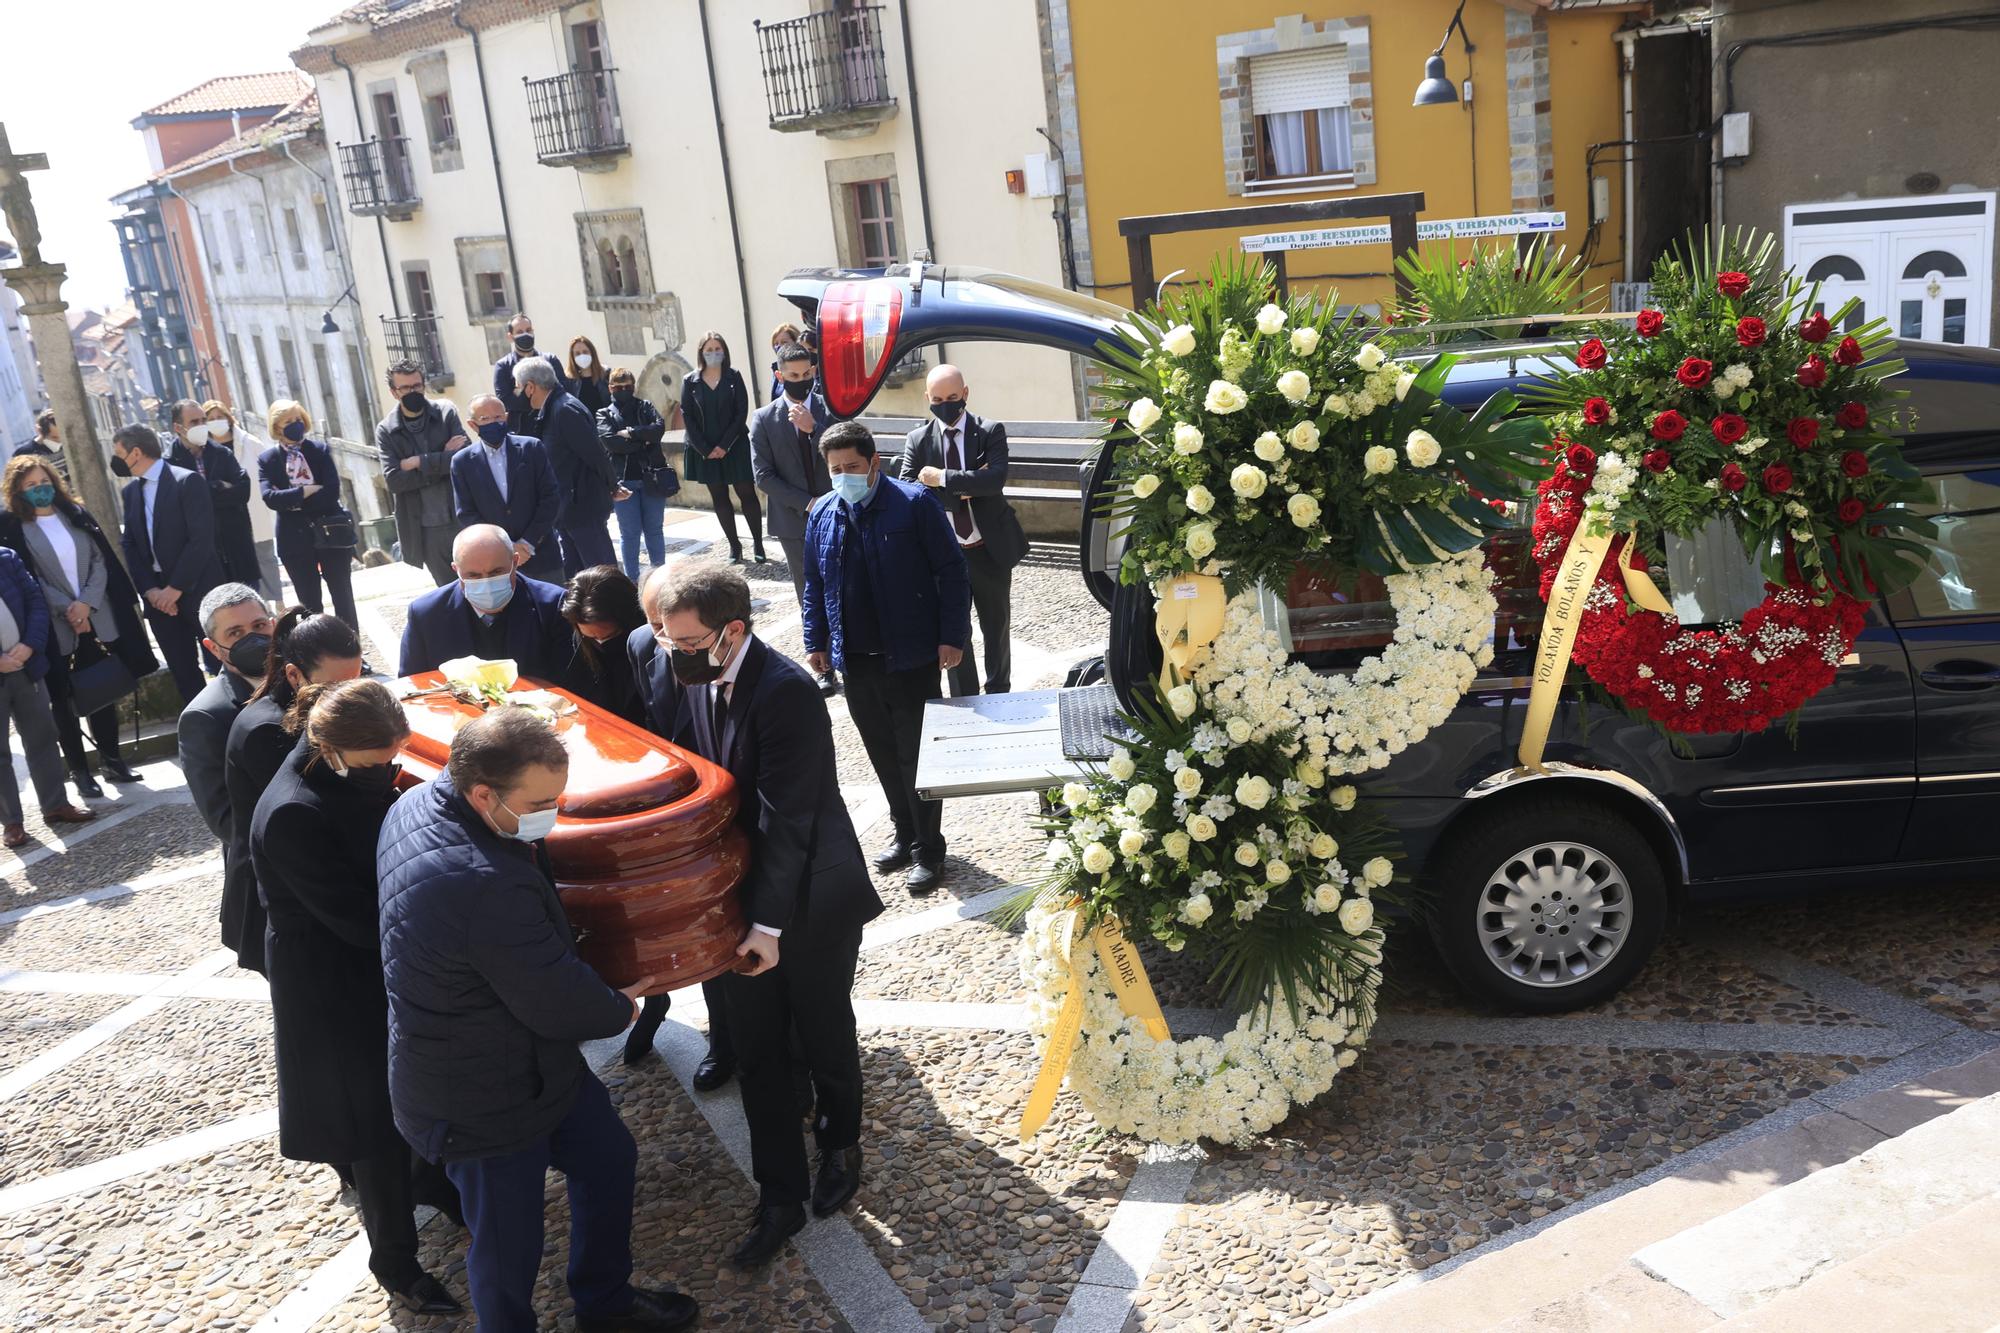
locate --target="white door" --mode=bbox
[1784,194,1995,347]
[1893,232,1981,344]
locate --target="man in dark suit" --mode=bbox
[749,344,835,693]
[115,423,224,705]
[165,399,263,595]
[176,584,274,843]
[650,561,883,1268]
[490,313,570,437]
[898,364,1029,696]
[453,393,563,583]
[515,358,620,576]
[399,525,572,680]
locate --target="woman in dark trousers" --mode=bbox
[250,678,461,1316]
[559,565,647,726]
[222,610,363,976]
[680,331,764,565]
[256,400,358,632]
[597,367,672,581]
[567,335,611,415]
[0,455,149,796]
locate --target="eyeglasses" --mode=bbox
[659,625,721,654]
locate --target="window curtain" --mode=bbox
[1316,106,1353,173]
[1264,111,1309,177]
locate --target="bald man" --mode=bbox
[398,524,572,680]
[452,392,564,583]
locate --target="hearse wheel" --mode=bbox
[1427,794,1669,1013]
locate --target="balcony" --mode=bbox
[755,7,897,136]
[337,137,420,220]
[525,68,630,170]
[381,314,451,387]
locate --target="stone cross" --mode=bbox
[0,122,49,268]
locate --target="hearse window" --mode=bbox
[1904,469,2000,618]
[1662,519,1770,626]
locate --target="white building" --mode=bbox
[0,243,43,458]
[290,0,1080,430]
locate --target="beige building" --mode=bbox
[290,0,1081,431]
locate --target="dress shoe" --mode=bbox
[383,1271,461,1316]
[906,860,942,896]
[814,669,839,697]
[691,1052,735,1092]
[728,1202,806,1268]
[871,841,913,873]
[3,823,26,848]
[811,1144,863,1217]
[98,758,142,784]
[43,805,95,825]
[624,1003,665,1066]
[576,1286,699,1332]
[69,770,103,800]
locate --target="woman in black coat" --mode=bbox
[558,564,646,726]
[679,332,764,565]
[256,401,358,632]
[221,610,362,975]
[596,367,672,581]
[249,678,459,1316]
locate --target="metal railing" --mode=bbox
[336,137,419,217]
[755,6,895,128]
[381,313,449,382]
[525,68,628,164]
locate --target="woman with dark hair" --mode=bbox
[596,367,671,580]
[250,679,461,1317]
[680,330,764,565]
[567,335,610,415]
[558,565,646,726]
[220,609,362,974]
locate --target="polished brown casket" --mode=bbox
[394,672,749,994]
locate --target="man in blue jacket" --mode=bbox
[515,358,620,576]
[398,525,571,680]
[377,706,694,1331]
[452,393,563,583]
[803,420,969,894]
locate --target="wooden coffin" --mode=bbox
[394,672,749,994]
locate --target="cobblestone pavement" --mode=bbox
[2,508,1995,1331]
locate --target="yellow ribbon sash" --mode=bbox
[1153,573,1226,694]
[1018,916,1172,1140]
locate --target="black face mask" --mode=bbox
[399,390,428,415]
[929,398,966,426]
[669,630,727,686]
[513,334,535,354]
[341,761,402,796]
[781,380,813,402]
[227,632,272,678]
[613,390,638,411]
[110,454,131,478]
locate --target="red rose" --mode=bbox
[1835,336,1864,367]
[1717,271,1752,299]
[1635,309,1666,338]
[1839,497,1866,525]
[1798,311,1832,343]
[1582,396,1613,425]
[1841,450,1869,479]
[1566,443,1597,475]
[1720,463,1747,492]
[1643,449,1673,473]
[1576,337,1608,370]
[1762,464,1794,494]
[1787,417,1821,449]
[1797,354,1829,387]
[1836,401,1869,430]
[1676,357,1714,388]
[1710,413,1749,445]
[1735,316,1768,348]
[1651,409,1688,441]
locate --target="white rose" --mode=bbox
[1395,370,1417,402]
[1354,342,1387,372]
[1363,856,1394,888]
[1265,858,1291,885]
[1185,484,1215,514]
[1290,326,1320,356]
[1184,523,1217,560]
[1173,765,1203,797]
[1363,445,1398,477]
[1181,891,1214,924]
[1131,473,1160,499]
[1204,380,1248,414]
[1061,781,1090,809]
[1289,420,1321,452]
[1080,842,1114,875]
[1161,324,1196,357]
[1173,422,1204,455]
[1405,429,1442,468]
[1167,683,1199,718]
[1124,782,1157,816]
[1339,897,1375,934]
[1287,493,1321,528]
[1230,464,1267,498]
[1312,883,1342,914]
[1276,369,1312,404]
[1252,431,1285,462]
[1298,761,1326,789]
[1127,397,1161,433]
[1185,813,1218,841]
[1225,717,1252,744]
[1310,832,1339,859]
[1234,841,1261,867]
[1323,393,1350,417]
[1117,828,1147,858]
[1331,785,1358,811]
[1255,303,1287,335]
[1162,830,1192,861]
[1106,747,1136,781]
[1235,774,1273,809]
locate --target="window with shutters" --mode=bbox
[1247,47,1354,189]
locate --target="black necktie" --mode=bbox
[945,428,974,540]
[709,683,728,756]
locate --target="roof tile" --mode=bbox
[139,72,313,120]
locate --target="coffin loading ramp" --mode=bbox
[914,685,1136,800]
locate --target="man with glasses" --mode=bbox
[451,394,563,583]
[398,524,570,681]
[376,360,470,586]
[177,583,276,842]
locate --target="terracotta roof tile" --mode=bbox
[138,72,312,120]
[152,91,321,180]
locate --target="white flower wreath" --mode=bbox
[1197,548,1498,774]
[1019,903,1383,1146]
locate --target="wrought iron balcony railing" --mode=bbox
[381,313,450,385]
[525,68,629,168]
[337,137,420,220]
[755,6,896,132]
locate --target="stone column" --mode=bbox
[1,261,121,536]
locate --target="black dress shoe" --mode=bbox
[811,1144,863,1217]
[871,842,913,873]
[728,1202,806,1268]
[814,669,839,697]
[98,758,141,784]
[384,1271,461,1316]
[624,999,666,1066]
[576,1286,699,1332]
[906,861,942,896]
[69,771,103,800]
[691,1052,735,1092]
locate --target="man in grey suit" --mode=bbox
[176,583,274,844]
[750,343,836,694]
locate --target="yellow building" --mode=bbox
[1049,0,1633,315]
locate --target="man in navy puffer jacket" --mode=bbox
[376,706,695,1333]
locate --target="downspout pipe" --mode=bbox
[698,0,759,405]
[154,177,223,402]
[329,46,402,319]
[277,136,378,415]
[895,0,943,361]
[452,1,524,311]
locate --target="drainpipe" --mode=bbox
[894,0,943,361]
[698,0,758,403]
[154,178,224,401]
[330,47,403,320]
[452,1,524,310]
[1616,30,1636,286]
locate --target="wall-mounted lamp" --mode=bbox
[1414,0,1475,107]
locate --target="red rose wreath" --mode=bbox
[1523,233,1935,738]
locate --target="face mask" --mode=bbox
[226,631,272,678]
[111,454,131,478]
[399,390,428,415]
[703,350,725,368]
[929,399,966,426]
[462,572,515,614]
[498,797,559,843]
[513,334,535,353]
[208,421,233,442]
[782,379,813,402]
[23,483,56,509]
[333,757,402,795]
[831,472,872,506]
[477,420,510,447]
[183,422,210,447]
[574,353,593,370]
[669,628,730,686]
[282,421,308,444]
[613,390,638,411]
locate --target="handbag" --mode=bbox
[311,515,358,550]
[66,633,140,717]
[647,464,681,498]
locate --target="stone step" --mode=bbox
[1634,1091,2000,1319]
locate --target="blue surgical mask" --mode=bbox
[831,472,872,506]
[498,797,559,842]
[282,420,308,444]
[462,573,515,614]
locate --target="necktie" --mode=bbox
[709,683,728,756]
[945,428,974,540]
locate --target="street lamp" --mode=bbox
[1414,0,1474,107]
[319,282,357,335]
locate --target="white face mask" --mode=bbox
[208,421,233,441]
[183,422,210,447]
[498,796,559,842]
[574,353,594,370]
